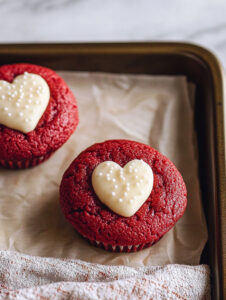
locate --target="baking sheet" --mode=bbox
[0,72,208,266]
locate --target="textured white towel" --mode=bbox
[0,251,210,300]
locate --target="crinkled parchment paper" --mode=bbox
[0,72,208,266]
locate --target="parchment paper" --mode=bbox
[0,72,208,266]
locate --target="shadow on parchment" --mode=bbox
[22,190,110,262]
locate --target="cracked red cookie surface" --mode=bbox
[0,63,79,168]
[60,140,187,252]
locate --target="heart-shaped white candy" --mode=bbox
[92,159,154,217]
[0,72,50,133]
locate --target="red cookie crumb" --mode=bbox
[60,140,187,252]
[0,63,79,168]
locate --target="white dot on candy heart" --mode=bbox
[118,198,123,203]
[124,192,128,197]
[16,103,20,107]
[114,185,118,189]
[4,107,8,111]
[1,95,5,100]
[8,112,12,117]
[112,192,116,197]
[19,112,23,117]
[112,178,116,182]
[98,172,103,177]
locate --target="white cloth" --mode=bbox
[0,251,210,300]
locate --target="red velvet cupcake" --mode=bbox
[60,140,187,252]
[0,63,78,169]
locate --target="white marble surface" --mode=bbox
[0,0,226,68]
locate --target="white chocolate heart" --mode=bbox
[92,159,154,217]
[0,72,50,133]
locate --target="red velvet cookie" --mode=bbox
[0,63,79,168]
[60,140,187,252]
